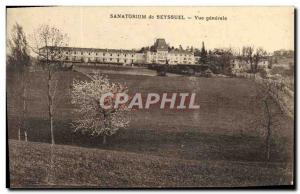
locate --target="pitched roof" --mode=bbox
[153,38,168,51]
[41,46,136,53]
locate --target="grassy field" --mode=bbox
[7,67,294,187]
[9,140,293,188]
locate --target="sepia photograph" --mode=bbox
[6,6,295,188]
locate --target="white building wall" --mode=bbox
[44,47,197,65]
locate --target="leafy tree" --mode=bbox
[207,48,234,75]
[200,41,207,64]
[179,45,183,51]
[71,74,130,144]
[190,46,194,52]
[7,23,30,72]
[7,23,30,141]
[219,49,234,75]
[268,58,273,69]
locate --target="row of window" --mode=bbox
[66,56,135,60]
[65,56,134,63]
[63,51,192,58]
[64,51,135,57]
[149,57,194,61]
[172,54,193,57]
[150,53,193,57]
[170,60,191,64]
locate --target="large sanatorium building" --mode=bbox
[41,38,198,65]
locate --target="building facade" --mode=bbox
[40,38,197,65]
[145,39,195,65]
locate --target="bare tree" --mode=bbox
[253,48,267,72]
[30,24,69,145]
[7,23,31,141]
[71,73,130,145]
[253,79,284,161]
[242,46,254,72]
[241,46,267,74]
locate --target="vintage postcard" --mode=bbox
[6,6,294,188]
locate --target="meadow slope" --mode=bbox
[7,68,294,187]
[9,140,293,188]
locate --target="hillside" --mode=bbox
[7,69,294,187]
[7,70,294,162]
[9,140,293,188]
[7,70,293,137]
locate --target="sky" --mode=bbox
[6,6,294,53]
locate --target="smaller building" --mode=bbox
[273,49,294,58]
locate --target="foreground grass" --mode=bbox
[8,118,292,163]
[9,140,292,188]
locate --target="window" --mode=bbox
[81,52,83,55]
[103,53,105,56]
[125,54,127,57]
[89,52,91,55]
[110,53,112,56]
[74,51,76,54]
[124,59,127,63]
[132,54,134,57]
[66,51,68,54]
[96,53,98,56]
[110,58,112,61]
